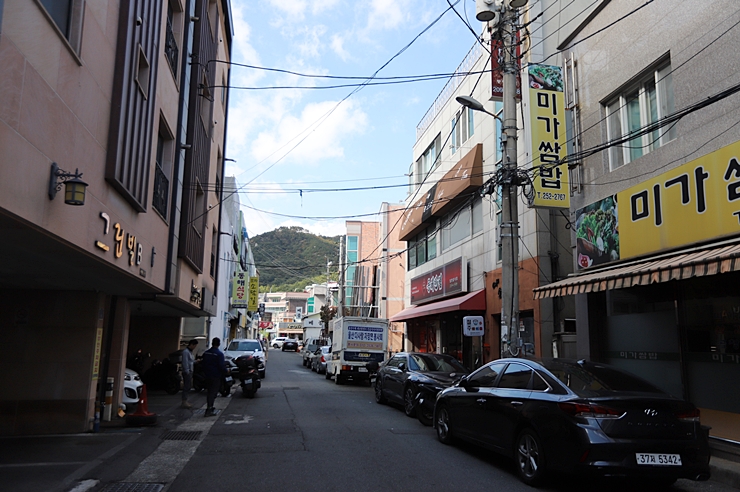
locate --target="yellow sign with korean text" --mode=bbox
[618,140,740,259]
[248,276,259,312]
[528,65,570,209]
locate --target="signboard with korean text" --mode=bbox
[618,139,740,259]
[575,140,740,269]
[463,316,484,337]
[528,64,570,209]
[346,324,385,351]
[490,37,522,101]
[410,257,466,305]
[231,272,247,308]
[248,276,259,311]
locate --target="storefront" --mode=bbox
[535,237,740,444]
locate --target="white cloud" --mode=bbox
[330,33,351,61]
[366,0,409,31]
[295,24,328,58]
[250,99,368,165]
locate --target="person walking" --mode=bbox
[201,337,227,416]
[181,339,198,409]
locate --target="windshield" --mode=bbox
[409,354,468,373]
[541,359,665,397]
[228,341,261,352]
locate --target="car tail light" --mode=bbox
[342,365,351,371]
[676,408,700,422]
[558,402,623,419]
[321,356,325,363]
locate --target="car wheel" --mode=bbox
[374,378,387,404]
[325,369,331,380]
[417,404,434,426]
[273,344,278,349]
[436,405,453,444]
[515,428,546,486]
[403,386,417,417]
[302,358,307,366]
[335,372,343,385]
[259,370,265,379]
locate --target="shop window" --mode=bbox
[407,226,437,270]
[605,59,675,170]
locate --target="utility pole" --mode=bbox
[338,236,344,317]
[500,1,520,356]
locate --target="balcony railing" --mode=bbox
[153,164,169,218]
[165,17,179,76]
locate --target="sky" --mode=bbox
[223,0,484,238]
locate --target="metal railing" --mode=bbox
[416,41,485,141]
[165,17,179,75]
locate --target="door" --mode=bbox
[383,355,407,403]
[450,362,507,443]
[484,362,533,452]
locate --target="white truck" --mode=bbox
[327,317,388,385]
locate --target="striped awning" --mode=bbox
[533,240,740,299]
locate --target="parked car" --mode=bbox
[311,346,332,374]
[374,352,469,424]
[282,339,300,352]
[302,338,330,367]
[270,337,290,349]
[434,358,711,487]
[224,338,266,378]
[123,368,144,406]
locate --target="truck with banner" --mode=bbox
[327,317,388,385]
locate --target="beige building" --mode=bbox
[0,0,233,435]
[377,203,407,354]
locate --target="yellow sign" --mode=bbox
[248,276,259,311]
[618,140,740,258]
[528,65,570,209]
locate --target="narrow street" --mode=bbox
[0,349,737,491]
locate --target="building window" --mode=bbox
[208,0,219,40]
[200,74,212,135]
[153,123,174,219]
[605,61,675,170]
[38,0,84,54]
[345,236,358,303]
[441,198,483,251]
[165,2,180,77]
[193,180,205,236]
[451,107,473,154]
[407,226,437,270]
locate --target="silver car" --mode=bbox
[311,346,332,374]
[224,339,266,378]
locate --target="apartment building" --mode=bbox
[0,0,232,434]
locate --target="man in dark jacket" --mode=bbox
[202,337,227,416]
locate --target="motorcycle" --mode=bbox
[142,358,181,395]
[193,358,235,397]
[235,354,261,398]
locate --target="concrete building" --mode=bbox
[343,220,380,316]
[377,203,407,355]
[532,0,740,446]
[0,0,233,434]
[390,2,600,370]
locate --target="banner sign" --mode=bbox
[346,324,385,351]
[491,37,522,101]
[463,316,484,337]
[248,276,259,311]
[258,321,273,329]
[528,64,570,209]
[410,257,465,305]
[575,139,740,269]
[231,272,247,307]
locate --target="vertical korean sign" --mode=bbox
[248,276,259,312]
[528,64,570,208]
[231,272,247,308]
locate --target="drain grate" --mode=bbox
[100,483,164,492]
[160,430,202,441]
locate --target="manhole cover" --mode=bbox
[100,483,164,492]
[161,430,202,441]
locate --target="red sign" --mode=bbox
[410,258,466,305]
[258,321,273,329]
[491,37,522,101]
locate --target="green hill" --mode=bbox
[251,226,340,291]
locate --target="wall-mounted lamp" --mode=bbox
[190,280,201,304]
[49,163,88,206]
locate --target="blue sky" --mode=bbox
[224,0,483,237]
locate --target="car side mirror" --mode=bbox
[398,362,406,371]
[459,375,478,392]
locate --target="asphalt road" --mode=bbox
[166,350,734,492]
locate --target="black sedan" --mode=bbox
[281,339,299,352]
[434,358,710,487]
[374,352,469,425]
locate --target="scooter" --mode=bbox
[235,354,261,398]
[193,358,235,397]
[142,358,181,395]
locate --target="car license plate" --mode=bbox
[635,453,682,466]
[358,367,368,372]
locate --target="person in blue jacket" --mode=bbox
[201,337,227,416]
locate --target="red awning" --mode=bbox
[390,289,486,322]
